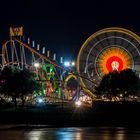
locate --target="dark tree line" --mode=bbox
[0,66,42,106]
[95,69,140,100]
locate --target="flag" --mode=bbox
[27,38,30,44]
[42,47,45,54]
[32,41,35,47]
[47,51,50,57]
[10,27,23,36]
[37,44,40,50]
[22,36,25,42]
[60,57,63,63]
[53,53,56,61]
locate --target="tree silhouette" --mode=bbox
[96,69,140,100]
[0,66,42,106]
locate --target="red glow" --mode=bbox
[106,56,123,72]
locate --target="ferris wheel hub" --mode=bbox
[111,61,119,71]
[106,56,123,72]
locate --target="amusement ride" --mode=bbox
[1,27,140,106]
[77,27,140,97]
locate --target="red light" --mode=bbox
[106,56,123,72]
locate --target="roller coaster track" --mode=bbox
[2,39,63,69]
[1,38,95,100]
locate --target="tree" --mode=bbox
[0,66,42,106]
[96,69,140,100]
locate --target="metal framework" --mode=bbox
[1,38,63,102]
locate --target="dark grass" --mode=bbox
[0,101,140,127]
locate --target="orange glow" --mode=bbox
[98,47,132,75]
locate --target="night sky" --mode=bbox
[0,0,140,61]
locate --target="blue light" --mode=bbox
[38,98,43,103]
[36,97,45,107]
[64,61,70,67]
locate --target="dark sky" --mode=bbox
[0,0,140,61]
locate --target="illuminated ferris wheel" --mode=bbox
[77,27,140,96]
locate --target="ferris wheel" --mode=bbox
[77,27,140,96]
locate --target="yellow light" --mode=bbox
[120,94,123,97]
[75,100,82,107]
[71,61,75,66]
[34,62,40,68]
